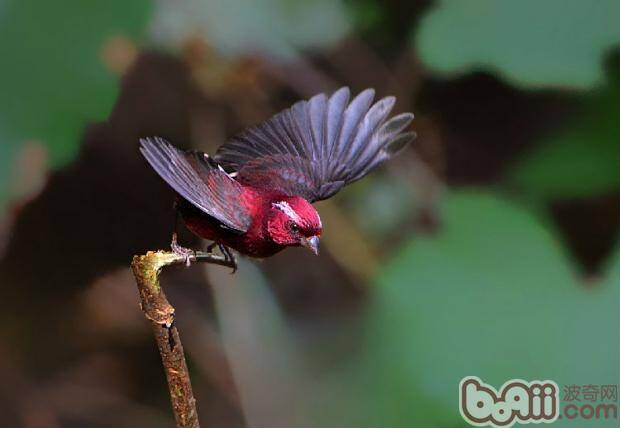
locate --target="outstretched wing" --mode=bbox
[139,137,252,232]
[214,87,415,202]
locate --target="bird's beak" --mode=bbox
[301,235,320,255]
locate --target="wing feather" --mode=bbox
[215,87,415,201]
[325,87,350,175]
[333,89,375,169]
[345,95,395,167]
[140,137,252,232]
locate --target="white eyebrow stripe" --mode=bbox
[272,201,302,224]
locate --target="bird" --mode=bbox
[139,87,415,271]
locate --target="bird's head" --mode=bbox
[267,196,322,254]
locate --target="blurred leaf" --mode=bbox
[212,191,619,427]
[349,191,619,426]
[345,174,416,241]
[508,79,620,198]
[415,0,620,89]
[149,0,351,59]
[342,0,383,33]
[207,259,307,428]
[0,0,151,167]
[0,127,12,208]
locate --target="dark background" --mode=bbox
[0,0,618,426]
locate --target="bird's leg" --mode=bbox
[218,244,237,273]
[171,233,195,267]
[170,201,195,267]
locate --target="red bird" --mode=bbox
[140,87,414,270]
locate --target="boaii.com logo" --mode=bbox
[460,376,559,427]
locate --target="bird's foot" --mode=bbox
[206,242,217,254]
[171,241,196,267]
[218,244,237,273]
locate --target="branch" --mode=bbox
[130,250,235,428]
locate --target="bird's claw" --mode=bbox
[225,251,238,274]
[229,258,237,274]
[218,244,237,273]
[171,241,195,267]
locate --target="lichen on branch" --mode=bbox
[131,250,235,428]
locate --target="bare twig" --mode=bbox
[130,250,235,428]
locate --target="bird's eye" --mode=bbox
[290,223,299,233]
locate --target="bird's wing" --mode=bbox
[140,137,252,233]
[214,87,415,202]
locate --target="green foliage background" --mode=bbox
[0,0,619,426]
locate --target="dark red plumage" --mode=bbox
[177,191,320,258]
[139,87,414,261]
